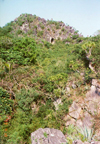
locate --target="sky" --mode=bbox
[0,0,100,37]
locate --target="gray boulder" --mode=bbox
[31,128,67,144]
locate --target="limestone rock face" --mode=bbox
[13,14,83,44]
[66,79,100,124]
[85,79,100,116]
[69,102,82,119]
[72,140,100,144]
[31,128,67,144]
[64,79,100,142]
[94,128,100,141]
[82,111,94,128]
[53,98,62,110]
[65,115,76,126]
[31,79,100,143]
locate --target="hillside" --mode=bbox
[0,13,83,43]
[0,14,100,144]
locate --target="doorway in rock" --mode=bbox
[51,38,54,44]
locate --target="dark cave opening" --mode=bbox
[51,38,54,43]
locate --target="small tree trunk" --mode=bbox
[89,61,96,73]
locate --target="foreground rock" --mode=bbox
[31,79,100,143]
[31,128,67,144]
[73,140,100,144]
[65,79,100,138]
[31,128,100,144]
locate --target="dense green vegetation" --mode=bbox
[0,36,37,66]
[0,15,100,144]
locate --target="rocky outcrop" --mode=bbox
[31,80,100,144]
[53,98,62,110]
[73,140,100,144]
[31,128,100,144]
[31,128,67,144]
[64,79,100,140]
[13,14,83,43]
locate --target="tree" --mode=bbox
[82,41,96,72]
[82,41,95,59]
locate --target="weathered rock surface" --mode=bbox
[53,98,62,110]
[94,128,100,141]
[84,79,100,116]
[69,101,82,119]
[31,128,100,144]
[14,14,83,44]
[31,79,100,143]
[64,79,100,140]
[31,128,67,144]
[73,140,100,144]
[65,115,76,126]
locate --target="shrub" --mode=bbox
[6,109,33,144]
[0,87,13,115]
[37,99,55,118]
[56,24,60,29]
[53,88,61,98]
[49,73,68,82]
[57,37,61,40]
[74,30,79,34]
[16,88,39,111]
[34,25,37,29]
[0,36,13,50]
[43,82,54,92]
[44,41,52,49]
[0,25,13,36]
[63,37,71,42]
[33,14,37,19]
[16,29,22,34]
[39,23,44,29]
[77,37,83,42]
[41,25,44,29]
[72,34,79,39]
[37,31,43,37]
[27,15,33,23]
[0,36,37,65]
[47,20,58,25]
[59,32,61,35]
[18,20,24,26]
[47,28,50,31]
[28,29,33,35]
[52,29,55,33]
[56,99,72,119]
[61,28,65,32]
[84,68,92,84]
